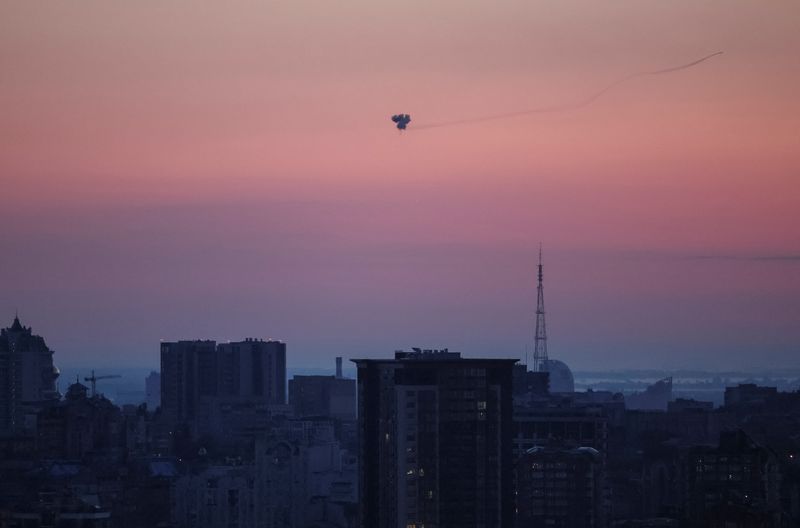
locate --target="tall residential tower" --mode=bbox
[353,349,516,528]
[0,316,60,433]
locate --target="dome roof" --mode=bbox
[542,359,575,393]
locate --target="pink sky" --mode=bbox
[1,1,798,370]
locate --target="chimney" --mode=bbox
[336,357,343,378]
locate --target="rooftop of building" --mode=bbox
[352,348,518,365]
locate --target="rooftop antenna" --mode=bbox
[533,244,548,372]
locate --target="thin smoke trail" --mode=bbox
[413,51,723,130]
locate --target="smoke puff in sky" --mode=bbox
[391,114,411,130]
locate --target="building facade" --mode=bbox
[160,338,286,438]
[217,338,286,404]
[354,349,516,528]
[160,340,217,428]
[289,358,356,421]
[515,445,606,528]
[0,316,59,434]
[145,370,161,411]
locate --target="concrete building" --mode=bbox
[353,348,516,528]
[160,338,286,439]
[513,406,609,458]
[173,418,357,528]
[515,445,607,528]
[145,370,161,410]
[217,338,286,404]
[512,365,549,406]
[724,384,778,408]
[160,340,217,429]
[36,381,124,460]
[289,357,356,421]
[0,315,60,434]
[173,463,256,528]
[685,430,781,527]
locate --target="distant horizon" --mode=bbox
[52,358,800,376]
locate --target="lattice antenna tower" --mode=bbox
[533,245,548,372]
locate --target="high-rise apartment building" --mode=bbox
[0,316,60,433]
[217,338,286,404]
[353,348,516,528]
[160,340,217,427]
[160,338,286,436]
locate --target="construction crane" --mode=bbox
[84,370,122,397]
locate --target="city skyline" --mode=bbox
[3,3,800,527]
[2,1,799,370]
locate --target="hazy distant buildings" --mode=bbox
[353,348,516,528]
[0,315,60,433]
[667,398,713,413]
[289,357,356,421]
[145,370,161,410]
[625,377,673,411]
[724,383,778,408]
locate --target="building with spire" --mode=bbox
[0,315,60,434]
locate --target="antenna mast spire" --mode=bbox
[533,244,548,372]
